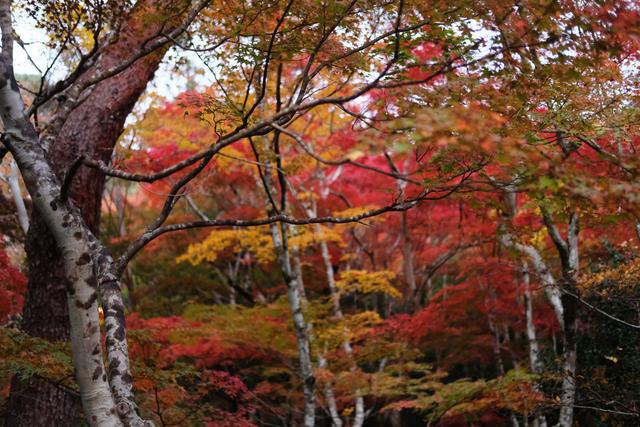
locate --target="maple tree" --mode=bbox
[0,0,639,426]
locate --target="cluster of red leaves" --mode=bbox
[127,313,259,425]
[0,247,26,324]
[402,254,560,368]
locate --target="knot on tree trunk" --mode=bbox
[116,399,156,427]
[116,399,132,415]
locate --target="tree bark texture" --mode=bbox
[498,186,579,427]
[313,216,365,426]
[7,1,184,424]
[521,263,548,427]
[269,221,316,426]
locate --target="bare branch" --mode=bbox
[115,180,477,276]
[30,0,211,123]
[60,155,85,202]
[184,194,211,221]
[575,134,635,175]
[242,0,294,122]
[540,205,569,260]
[273,123,422,185]
[562,288,640,330]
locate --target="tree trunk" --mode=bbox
[0,59,122,427]
[7,1,184,424]
[257,130,316,425]
[400,209,416,306]
[521,263,548,427]
[551,213,579,427]
[557,294,577,427]
[318,354,343,427]
[318,235,366,427]
[497,185,579,427]
[269,221,316,426]
[309,198,365,426]
[6,213,83,426]
[392,160,416,311]
[6,158,28,234]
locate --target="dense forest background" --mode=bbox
[0,0,639,426]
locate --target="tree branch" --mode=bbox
[115,182,475,276]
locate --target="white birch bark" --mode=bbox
[269,222,316,426]
[7,158,29,233]
[556,215,579,427]
[292,245,308,300]
[304,195,366,427]
[0,92,123,426]
[522,263,543,373]
[0,3,150,425]
[258,134,316,425]
[317,227,366,426]
[318,354,343,427]
[497,182,577,427]
[500,233,564,329]
[521,263,548,427]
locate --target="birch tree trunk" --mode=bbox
[7,1,188,423]
[0,32,153,427]
[318,354,343,427]
[498,183,579,427]
[297,192,367,427]
[0,0,199,424]
[0,35,120,427]
[521,263,548,427]
[258,133,316,425]
[315,221,366,427]
[269,222,316,426]
[555,214,579,427]
[6,158,28,234]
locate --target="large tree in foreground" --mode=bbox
[0,0,634,425]
[5,1,200,424]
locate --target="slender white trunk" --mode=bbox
[556,343,576,427]
[497,184,578,427]
[269,222,315,426]
[501,234,565,330]
[259,130,316,425]
[0,9,149,422]
[318,354,343,427]
[292,245,307,300]
[7,158,29,234]
[488,314,504,376]
[555,214,579,427]
[314,218,366,426]
[522,263,548,427]
[275,224,316,425]
[522,265,542,373]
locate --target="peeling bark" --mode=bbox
[6,158,28,234]
[269,221,316,426]
[497,184,579,427]
[521,262,548,427]
[258,134,316,425]
[7,0,193,423]
[0,1,161,424]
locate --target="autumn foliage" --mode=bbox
[1,0,640,426]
